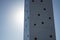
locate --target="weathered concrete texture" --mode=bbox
[24,0,56,40]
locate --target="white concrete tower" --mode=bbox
[24,0,56,40]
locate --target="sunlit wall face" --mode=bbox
[0,0,24,40]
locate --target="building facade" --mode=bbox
[24,0,56,40]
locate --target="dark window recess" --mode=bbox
[41,22,44,24]
[50,35,52,38]
[43,8,46,11]
[32,0,34,2]
[41,0,43,2]
[49,17,51,19]
[25,19,27,21]
[25,24,27,27]
[38,14,40,16]
[28,17,29,19]
[34,37,37,40]
[34,24,36,26]
[27,35,29,37]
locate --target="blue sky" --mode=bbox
[0,0,60,40]
[53,0,60,40]
[0,0,24,40]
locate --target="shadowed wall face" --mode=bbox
[24,0,56,40]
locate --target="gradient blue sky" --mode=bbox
[0,0,60,40]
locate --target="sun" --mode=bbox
[14,7,24,25]
[16,9,24,24]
